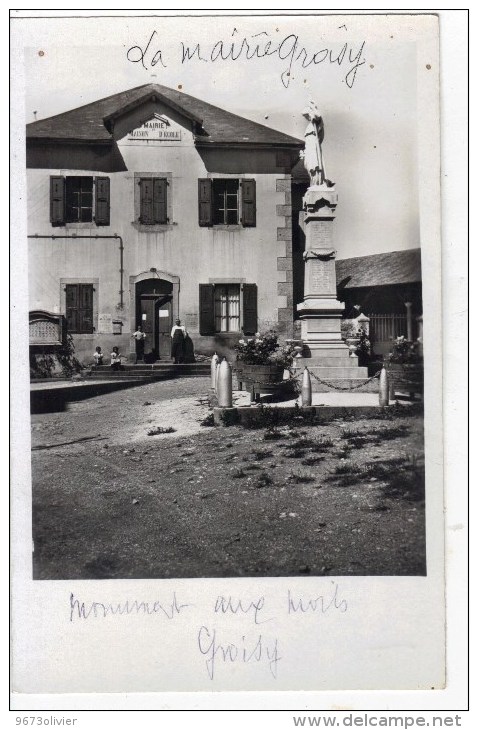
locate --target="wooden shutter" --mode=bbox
[140,178,154,224]
[50,176,65,226]
[79,284,94,333]
[95,177,110,226]
[65,283,94,334]
[65,284,79,333]
[242,283,258,335]
[153,178,168,224]
[241,179,256,227]
[199,284,215,335]
[198,178,212,226]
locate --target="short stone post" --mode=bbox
[301,366,312,407]
[356,312,370,336]
[378,367,389,407]
[211,353,219,389]
[217,359,233,407]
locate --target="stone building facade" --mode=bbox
[26,83,302,362]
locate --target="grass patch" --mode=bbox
[147,426,176,436]
[327,455,425,502]
[251,449,273,461]
[285,449,307,459]
[263,428,283,441]
[309,437,334,452]
[231,468,247,479]
[200,413,216,427]
[255,473,274,489]
[302,456,325,466]
[288,471,315,484]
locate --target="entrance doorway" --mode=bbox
[135,278,173,361]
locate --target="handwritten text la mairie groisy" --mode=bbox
[126,29,366,89]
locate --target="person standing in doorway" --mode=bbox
[171,318,187,363]
[131,324,146,362]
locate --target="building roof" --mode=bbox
[336,249,421,289]
[26,83,303,148]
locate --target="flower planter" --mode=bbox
[235,363,290,401]
[386,362,424,399]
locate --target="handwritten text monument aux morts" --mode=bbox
[126,29,366,89]
[69,584,348,680]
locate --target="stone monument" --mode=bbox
[295,103,369,389]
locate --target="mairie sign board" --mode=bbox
[127,113,182,142]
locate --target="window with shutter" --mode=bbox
[50,175,110,227]
[199,178,256,227]
[199,283,258,335]
[139,177,168,224]
[65,284,94,334]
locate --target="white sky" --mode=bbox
[17,13,422,259]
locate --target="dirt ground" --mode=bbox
[31,377,426,579]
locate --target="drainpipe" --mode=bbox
[28,234,124,308]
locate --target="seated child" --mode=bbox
[110,346,122,371]
[93,346,103,366]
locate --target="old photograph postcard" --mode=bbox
[9,9,465,707]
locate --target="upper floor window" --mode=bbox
[139,177,168,225]
[66,177,93,223]
[198,178,256,228]
[50,175,110,227]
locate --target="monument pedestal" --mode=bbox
[295,186,370,391]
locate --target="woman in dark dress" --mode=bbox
[170,319,187,363]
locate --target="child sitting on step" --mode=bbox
[110,346,123,371]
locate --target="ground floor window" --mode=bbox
[214,284,240,332]
[65,283,94,333]
[199,283,257,335]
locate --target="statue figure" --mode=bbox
[302,101,334,188]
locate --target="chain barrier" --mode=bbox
[289,367,381,392]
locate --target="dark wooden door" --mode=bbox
[140,296,157,359]
[158,297,172,360]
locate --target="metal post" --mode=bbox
[211,353,219,389]
[301,366,312,407]
[217,359,233,407]
[379,367,389,407]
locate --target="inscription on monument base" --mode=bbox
[308,260,336,296]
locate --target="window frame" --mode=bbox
[198,177,256,228]
[50,175,110,227]
[213,283,241,333]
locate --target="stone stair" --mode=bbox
[89,362,210,380]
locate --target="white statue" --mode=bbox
[302,101,333,188]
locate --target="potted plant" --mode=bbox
[386,336,423,398]
[234,331,295,397]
